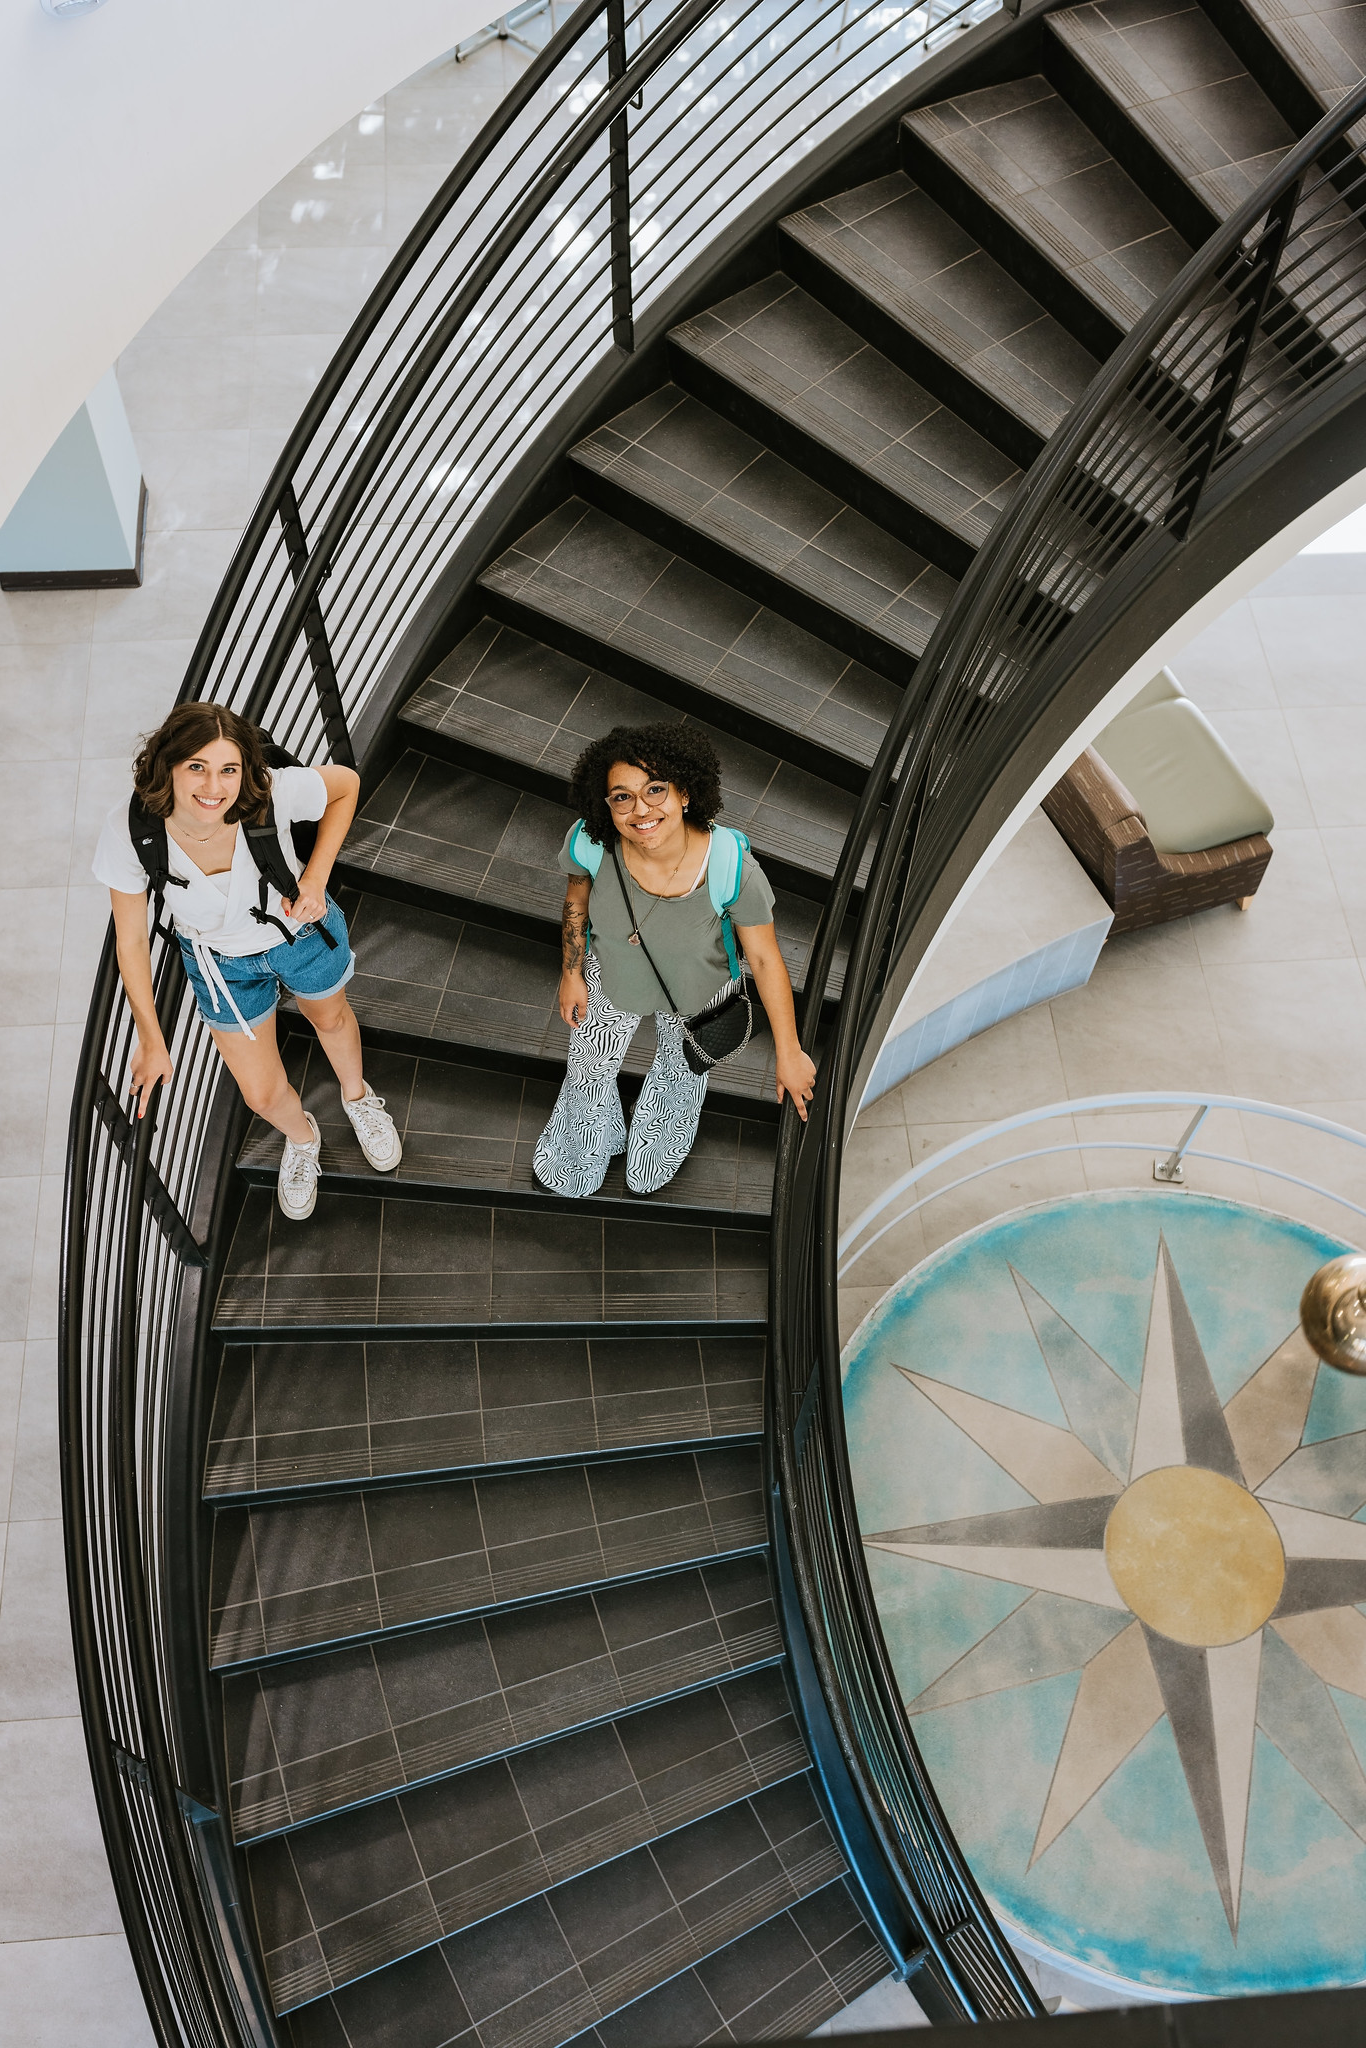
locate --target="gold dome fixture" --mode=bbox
[1300,1253,1366,1374]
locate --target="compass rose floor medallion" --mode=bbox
[841,1190,1366,1998]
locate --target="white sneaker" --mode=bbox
[342,1084,403,1172]
[278,1112,323,1222]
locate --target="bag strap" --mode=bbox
[706,826,749,981]
[610,846,684,1015]
[128,796,188,942]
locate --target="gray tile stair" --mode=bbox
[669,274,1022,565]
[223,1554,783,1840]
[570,386,957,670]
[208,1444,766,1669]
[206,1334,765,1500]
[247,1668,808,2011]
[401,628,871,895]
[281,1775,847,2048]
[234,1042,776,1231]
[332,886,797,1111]
[1239,0,1366,109]
[780,172,1103,449]
[477,499,901,786]
[212,1188,769,1342]
[338,752,847,1006]
[567,1878,889,2047]
[902,76,1194,334]
[1050,0,1297,220]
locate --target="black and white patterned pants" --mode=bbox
[534,952,732,1197]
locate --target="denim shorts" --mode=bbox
[179,895,355,1034]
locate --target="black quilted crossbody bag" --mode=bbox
[610,847,754,1076]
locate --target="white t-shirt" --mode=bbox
[92,765,329,957]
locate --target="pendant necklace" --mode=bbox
[625,831,693,943]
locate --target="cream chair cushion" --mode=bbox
[1093,696,1274,855]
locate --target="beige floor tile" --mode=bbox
[1171,599,1277,709]
[91,529,239,647]
[839,1284,890,1350]
[0,1030,54,1177]
[1191,830,1352,967]
[0,1344,23,1523]
[248,330,343,431]
[10,1343,59,1522]
[40,1026,86,1175]
[839,1121,912,1227]
[839,1208,927,1294]
[0,892,66,1027]
[115,332,254,433]
[70,758,136,881]
[56,889,109,1028]
[0,1933,156,2048]
[0,1182,38,1343]
[137,428,256,534]
[81,639,192,762]
[1251,594,1366,707]
[23,1181,62,1343]
[1285,706,1366,828]
[0,644,89,761]
[0,1720,122,1940]
[135,248,260,342]
[256,164,389,248]
[1202,955,1366,1104]
[0,763,78,892]
[255,244,391,334]
[880,1003,1067,1127]
[0,587,97,649]
[0,1520,79,1720]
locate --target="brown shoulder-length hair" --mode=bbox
[132,703,273,824]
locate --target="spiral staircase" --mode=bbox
[62,0,1366,2042]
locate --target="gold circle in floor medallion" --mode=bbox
[1104,1465,1285,1647]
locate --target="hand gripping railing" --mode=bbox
[770,70,1366,2023]
[61,1,999,2039]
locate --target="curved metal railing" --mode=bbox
[770,64,1366,2025]
[60,2,1001,2040]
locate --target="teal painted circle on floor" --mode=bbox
[843,1189,1366,1998]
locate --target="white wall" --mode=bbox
[0,0,497,525]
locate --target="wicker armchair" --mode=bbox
[1042,746,1273,936]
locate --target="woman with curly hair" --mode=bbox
[534,722,816,1197]
[93,702,402,1222]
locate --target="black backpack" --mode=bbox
[128,730,338,951]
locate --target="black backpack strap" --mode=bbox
[127,796,188,942]
[242,799,339,952]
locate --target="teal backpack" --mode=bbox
[567,820,751,980]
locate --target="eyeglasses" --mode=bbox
[607,780,671,813]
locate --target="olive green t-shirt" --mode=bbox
[559,825,776,1016]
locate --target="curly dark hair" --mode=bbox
[568,722,724,846]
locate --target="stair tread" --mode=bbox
[782,171,1102,441]
[478,499,900,773]
[235,1043,777,1229]
[1241,0,1366,110]
[249,1668,806,2012]
[1051,0,1297,219]
[224,1554,782,1841]
[334,888,791,1107]
[281,1779,846,2048]
[405,620,868,887]
[671,274,1022,552]
[572,386,957,660]
[210,1444,765,1670]
[903,77,1193,333]
[206,1333,766,1501]
[567,1878,887,2048]
[341,751,846,1002]
[213,1189,769,1342]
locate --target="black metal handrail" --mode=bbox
[771,66,1366,2024]
[60,1,1000,2039]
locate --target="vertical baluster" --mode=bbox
[277,482,356,765]
[607,0,635,351]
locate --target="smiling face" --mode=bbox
[170,737,243,829]
[605,760,688,852]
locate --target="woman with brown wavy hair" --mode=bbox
[92,702,401,1222]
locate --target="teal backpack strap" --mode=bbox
[707,826,750,980]
[568,821,603,954]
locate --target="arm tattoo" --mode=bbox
[562,896,588,974]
